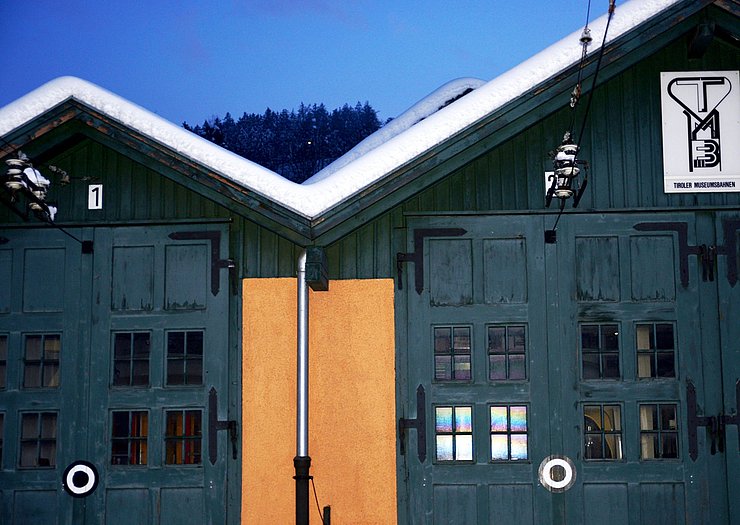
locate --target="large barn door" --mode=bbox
[0,224,232,525]
[400,215,552,523]
[399,213,729,524]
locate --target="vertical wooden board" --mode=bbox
[630,236,676,301]
[22,248,65,313]
[575,236,620,302]
[432,485,477,525]
[340,234,358,279]
[111,246,154,311]
[483,238,528,304]
[488,484,534,525]
[428,239,473,306]
[639,483,685,525]
[0,249,11,313]
[165,244,208,310]
[583,484,628,525]
[356,222,375,278]
[259,229,279,277]
[106,489,150,525]
[13,490,58,525]
[160,488,204,525]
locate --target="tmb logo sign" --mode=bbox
[661,71,740,193]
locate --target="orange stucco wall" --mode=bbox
[242,278,397,524]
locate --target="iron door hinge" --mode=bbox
[208,387,238,464]
[396,228,467,294]
[399,384,427,463]
[687,380,719,460]
[169,231,235,296]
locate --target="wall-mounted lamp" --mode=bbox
[2,152,60,222]
[545,132,589,209]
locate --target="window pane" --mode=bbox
[661,433,678,458]
[436,407,453,433]
[488,327,505,353]
[510,406,527,432]
[491,435,508,460]
[585,434,604,459]
[655,324,674,350]
[452,327,470,351]
[601,325,619,350]
[455,407,472,433]
[640,405,657,430]
[23,364,41,388]
[435,356,452,381]
[453,355,471,381]
[660,405,677,430]
[434,328,451,353]
[605,434,623,459]
[25,336,42,360]
[656,352,675,377]
[510,435,528,460]
[509,355,526,380]
[636,324,653,350]
[581,325,600,349]
[490,407,507,432]
[603,405,621,431]
[489,355,506,380]
[456,435,473,461]
[582,354,600,380]
[637,354,653,378]
[508,326,526,352]
[436,435,453,461]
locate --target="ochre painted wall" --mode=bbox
[242,278,397,524]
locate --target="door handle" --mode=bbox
[208,387,238,464]
[399,384,427,463]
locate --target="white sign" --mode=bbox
[88,184,103,209]
[661,71,740,193]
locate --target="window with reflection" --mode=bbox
[165,409,202,465]
[490,405,528,461]
[433,326,471,382]
[584,404,623,460]
[640,404,679,459]
[112,332,150,387]
[23,334,61,388]
[19,412,57,468]
[435,406,473,462]
[166,331,204,386]
[488,325,527,381]
[581,324,620,379]
[111,411,148,465]
[636,323,676,378]
[0,335,7,390]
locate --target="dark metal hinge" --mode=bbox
[396,228,467,294]
[208,387,238,464]
[169,231,234,296]
[399,384,427,463]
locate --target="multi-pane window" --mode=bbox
[111,411,148,465]
[640,403,679,459]
[581,324,620,379]
[584,405,623,460]
[166,331,204,386]
[165,410,202,465]
[23,334,61,388]
[488,325,527,381]
[112,332,150,387]
[637,323,676,378]
[19,412,57,468]
[433,326,471,381]
[435,406,473,462]
[0,335,7,389]
[490,405,528,461]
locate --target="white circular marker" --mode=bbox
[538,455,576,493]
[63,461,99,498]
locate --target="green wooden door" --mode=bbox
[399,212,730,524]
[0,224,233,525]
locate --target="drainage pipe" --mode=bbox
[295,249,311,525]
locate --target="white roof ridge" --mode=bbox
[0,0,680,220]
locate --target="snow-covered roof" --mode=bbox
[0,0,680,220]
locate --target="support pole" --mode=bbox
[295,249,310,525]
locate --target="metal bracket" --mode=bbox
[634,218,740,287]
[399,384,427,463]
[168,231,234,296]
[720,379,740,454]
[208,387,238,464]
[687,380,718,461]
[396,228,467,294]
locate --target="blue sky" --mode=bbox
[0,1,604,125]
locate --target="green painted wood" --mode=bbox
[0,225,232,525]
[400,212,731,524]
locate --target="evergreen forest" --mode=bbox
[183,102,383,183]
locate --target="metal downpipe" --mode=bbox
[295,249,311,525]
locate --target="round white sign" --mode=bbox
[538,455,576,493]
[63,460,99,498]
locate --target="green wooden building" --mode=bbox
[1,0,739,523]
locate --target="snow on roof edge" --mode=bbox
[0,0,682,220]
